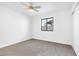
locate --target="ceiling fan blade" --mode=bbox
[33,8,39,12]
[29,2,33,6]
[20,2,30,7]
[33,6,41,8]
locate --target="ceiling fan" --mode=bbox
[21,2,41,12]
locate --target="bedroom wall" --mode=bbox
[32,9,73,45]
[0,5,31,48]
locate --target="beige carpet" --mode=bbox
[0,39,76,56]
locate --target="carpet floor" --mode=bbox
[0,39,76,56]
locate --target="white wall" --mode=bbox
[0,6,31,48]
[32,9,73,45]
[73,3,79,56]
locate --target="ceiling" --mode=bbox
[0,2,73,16]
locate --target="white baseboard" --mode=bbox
[0,37,31,48]
[32,37,72,46]
[0,37,72,49]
